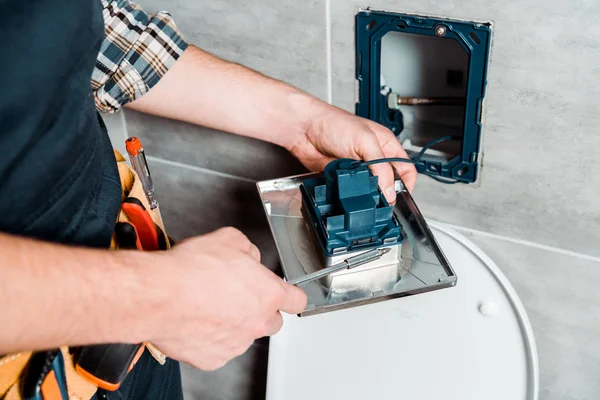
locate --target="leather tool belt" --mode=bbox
[0,151,170,400]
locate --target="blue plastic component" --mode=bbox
[355,10,492,183]
[300,159,403,257]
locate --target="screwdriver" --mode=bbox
[288,248,391,286]
[126,137,158,210]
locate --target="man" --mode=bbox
[0,0,416,398]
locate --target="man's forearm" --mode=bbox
[124,44,419,193]
[126,45,321,151]
[0,233,156,354]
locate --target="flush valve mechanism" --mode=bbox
[299,159,404,258]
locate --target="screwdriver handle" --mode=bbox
[126,137,158,210]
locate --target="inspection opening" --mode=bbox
[381,31,468,162]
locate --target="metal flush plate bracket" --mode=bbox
[257,173,457,317]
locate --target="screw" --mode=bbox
[435,25,447,37]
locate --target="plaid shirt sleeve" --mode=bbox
[92,0,189,113]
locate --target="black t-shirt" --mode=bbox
[0,0,121,247]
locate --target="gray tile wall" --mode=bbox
[330,0,600,257]
[103,0,600,398]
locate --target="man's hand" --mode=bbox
[0,228,306,370]
[287,101,417,200]
[145,227,306,370]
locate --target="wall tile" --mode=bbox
[137,0,328,101]
[129,0,326,181]
[148,160,279,399]
[101,113,127,156]
[126,110,307,182]
[182,339,269,400]
[330,0,600,256]
[148,159,281,272]
[462,231,600,400]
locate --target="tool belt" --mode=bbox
[0,151,170,400]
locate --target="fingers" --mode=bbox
[369,124,418,194]
[391,162,417,193]
[264,312,284,336]
[311,156,338,173]
[382,138,417,194]
[278,282,308,315]
[212,227,261,262]
[246,243,261,262]
[352,132,397,203]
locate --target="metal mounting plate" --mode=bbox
[257,173,457,316]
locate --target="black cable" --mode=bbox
[414,135,461,163]
[348,135,462,184]
[356,157,414,168]
[422,171,459,184]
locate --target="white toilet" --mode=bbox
[265,222,538,400]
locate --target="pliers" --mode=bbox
[121,197,166,251]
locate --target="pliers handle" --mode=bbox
[121,197,165,251]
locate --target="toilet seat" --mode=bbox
[266,222,538,400]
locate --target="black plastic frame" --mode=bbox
[356,10,492,183]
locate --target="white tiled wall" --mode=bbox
[103,0,600,398]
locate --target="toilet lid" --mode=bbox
[266,222,539,400]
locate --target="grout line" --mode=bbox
[438,222,600,263]
[325,0,333,104]
[120,110,129,140]
[146,156,256,184]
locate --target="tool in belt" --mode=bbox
[0,140,170,400]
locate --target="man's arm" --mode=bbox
[91,0,416,196]
[92,0,188,113]
[126,45,418,197]
[125,45,311,152]
[0,229,306,370]
[0,232,151,353]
